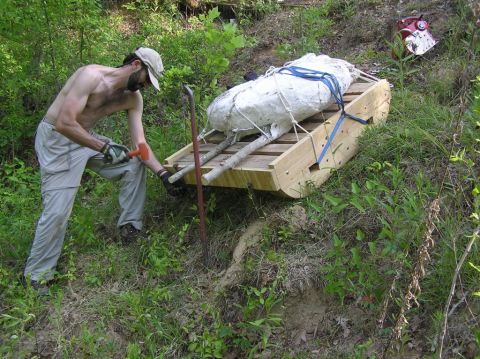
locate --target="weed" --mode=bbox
[126,342,142,359]
[236,0,280,26]
[318,162,436,306]
[187,303,233,358]
[342,0,356,18]
[383,36,419,91]
[351,338,375,358]
[233,280,283,356]
[350,47,381,64]
[274,2,335,59]
[144,230,184,279]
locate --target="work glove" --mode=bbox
[101,142,130,165]
[157,169,187,196]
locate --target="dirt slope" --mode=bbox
[17,1,479,358]
[227,0,453,78]
[218,1,475,358]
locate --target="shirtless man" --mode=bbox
[24,47,183,293]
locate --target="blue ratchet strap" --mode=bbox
[277,65,368,165]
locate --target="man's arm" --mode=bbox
[127,92,165,173]
[54,68,106,152]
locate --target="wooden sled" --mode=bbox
[164,79,391,198]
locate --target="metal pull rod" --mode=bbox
[183,85,208,264]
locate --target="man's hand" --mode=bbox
[101,142,130,164]
[157,169,187,196]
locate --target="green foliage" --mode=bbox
[233,280,283,355]
[186,280,283,358]
[157,7,245,108]
[351,47,381,64]
[351,339,375,359]
[198,8,246,79]
[276,2,335,59]
[445,74,480,301]
[0,0,116,157]
[0,159,40,262]
[235,0,280,26]
[315,162,436,305]
[1,1,479,358]
[187,304,232,358]
[474,75,480,115]
[122,0,174,13]
[0,3,245,158]
[144,228,186,279]
[61,323,118,357]
[0,273,42,356]
[383,35,419,91]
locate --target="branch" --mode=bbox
[202,126,289,184]
[391,199,440,346]
[168,135,235,183]
[438,226,479,358]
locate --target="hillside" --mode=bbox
[1,0,479,358]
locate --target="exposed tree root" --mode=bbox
[215,219,265,292]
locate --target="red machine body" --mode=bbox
[396,15,437,55]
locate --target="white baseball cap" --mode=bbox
[134,47,163,91]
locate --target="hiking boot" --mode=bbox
[119,224,141,244]
[19,277,50,297]
[30,280,50,296]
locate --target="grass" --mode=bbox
[1,1,480,358]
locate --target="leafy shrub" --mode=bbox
[312,162,436,305]
[276,2,335,58]
[156,8,245,106]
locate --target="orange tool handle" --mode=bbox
[128,143,149,161]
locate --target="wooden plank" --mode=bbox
[204,132,308,145]
[196,142,293,156]
[345,81,376,94]
[271,80,389,169]
[288,121,322,133]
[275,133,309,143]
[174,153,276,169]
[180,167,279,191]
[164,142,193,165]
[166,153,279,190]
[273,80,391,197]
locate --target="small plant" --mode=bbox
[187,303,233,358]
[145,231,183,278]
[236,0,280,25]
[319,162,435,305]
[234,280,283,355]
[342,0,356,18]
[351,47,380,63]
[275,1,336,59]
[290,3,335,56]
[383,35,418,90]
[275,42,294,60]
[351,338,375,359]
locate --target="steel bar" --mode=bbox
[183,85,208,263]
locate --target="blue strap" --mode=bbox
[277,65,368,164]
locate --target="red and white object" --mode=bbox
[396,16,437,55]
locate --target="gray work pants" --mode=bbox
[24,120,146,281]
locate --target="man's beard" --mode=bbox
[127,71,143,92]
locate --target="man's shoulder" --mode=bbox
[74,64,106,81]
[65,65,110,94]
